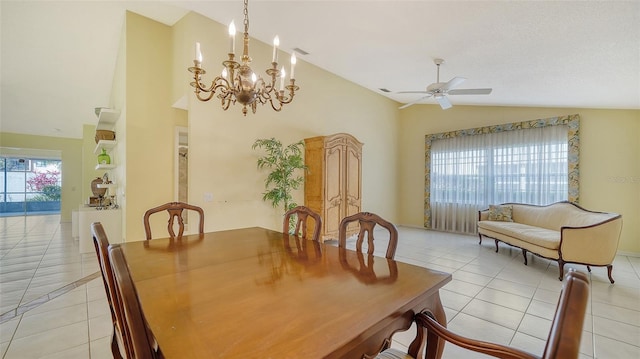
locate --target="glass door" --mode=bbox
[0,157,61,217]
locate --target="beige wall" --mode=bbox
[397,106,640,253]
[174,12,399,233]
[122,12,179,241]
[0,132,83,222]
[108,16,127,240]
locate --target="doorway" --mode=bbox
[175,126,188,203]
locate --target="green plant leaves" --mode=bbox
[253,138,307,215]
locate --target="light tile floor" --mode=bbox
[1,215,639,358]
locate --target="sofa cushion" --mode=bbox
[488,204,514,222]
[478,221,560,250]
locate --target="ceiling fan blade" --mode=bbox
[397,91,430,94]
[448,88,493,95]
[398,95,431,110]
[441,77,466,91]
[435,95,452,110]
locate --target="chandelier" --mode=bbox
[188,0,299,116]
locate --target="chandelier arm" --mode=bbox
[193,76,235,103]
[191,75,217,101]
[254,78,269,105]
[220,95,232,110]
[277,80,299,105]
[195,90,216,102]
[213,77,231,92]
[217,85,234,110]
[268,97,284,112]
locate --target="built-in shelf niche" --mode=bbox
[96,108,121,130]
[94,140,116,154]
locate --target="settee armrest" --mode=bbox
[478,209,489,221]
[560,216,623,265]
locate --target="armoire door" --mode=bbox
[344,143,362,234]
[324,143,344,238]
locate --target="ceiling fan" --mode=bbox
[398,58,492,110]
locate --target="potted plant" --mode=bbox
[252,138,306,232]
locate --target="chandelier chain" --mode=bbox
[243,0,249,34]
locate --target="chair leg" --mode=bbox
[607,265,615,284]
[522,248,528,265]
[478,233,482,245]
[557,260,565,281]
[587,265,591,272]
[494,239,499,253]
[111,331,123,359]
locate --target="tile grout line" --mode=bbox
[0,271,100,324]
[589,272,598,359]
[12,220,60,314]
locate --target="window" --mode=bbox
[424,114,580,234]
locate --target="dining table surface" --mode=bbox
[118,227,452,358]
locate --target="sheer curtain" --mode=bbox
[430,125,568,234]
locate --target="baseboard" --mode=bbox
[617,250,640,258]
[396,224,478,237]
[396,223,427,230]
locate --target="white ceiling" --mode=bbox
[1,1,639,139]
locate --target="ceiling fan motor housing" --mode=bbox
[427,83,445,92]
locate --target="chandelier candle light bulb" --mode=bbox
[195,42,202,64]
[280,68,286,91]
[229,21,236,54]
[187,0,299,116]
[272,36,279,63]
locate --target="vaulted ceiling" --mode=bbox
[1,1,638,139]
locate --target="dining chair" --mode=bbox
[143,201,204,240]
[91,222,130,359]
[109,244,164,359]
[376,270,590,359]
[283,205,322,241]
[339,212,398,259]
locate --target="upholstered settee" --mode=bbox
[477,201,622,283]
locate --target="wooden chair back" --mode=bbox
[283,206,322,241]
[143,202,204,240]
[91,222,129,359]
[338,212,398,259]
[109,244,162,359]
[395,270,590,359]
[540,270,590,358]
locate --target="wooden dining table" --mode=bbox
[119,227,452,358]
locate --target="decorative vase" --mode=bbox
[97,148,111,165]
[91,177,107,197]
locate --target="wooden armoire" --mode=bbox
[304,133,363,242]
